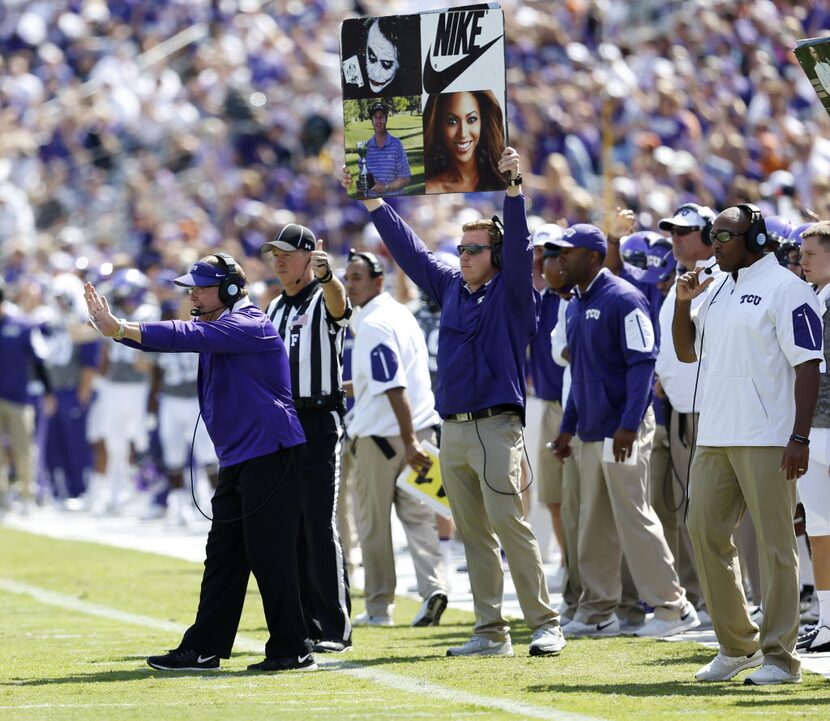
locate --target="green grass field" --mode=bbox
[2,526,830,721]
[343,113,425,197]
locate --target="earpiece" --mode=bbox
[213,252,244,307]
[736,203,768,252]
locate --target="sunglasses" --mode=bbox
[456,244,492,256]
[710,229,746,244]
[669,226,700,237]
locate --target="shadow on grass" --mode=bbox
[3,669,243,686]
[526,679,830,699]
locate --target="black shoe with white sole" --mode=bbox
[411,591,448,627]
[312,639,353,653]
[796,624,830,653]
[247,654,318,672]
[147,648,220,671]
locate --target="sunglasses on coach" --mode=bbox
[669,226,700,237]
[456,244,492,256]
[710,229,746,244]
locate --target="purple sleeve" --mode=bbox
[561,392,577,436]
[370,203,460,305]
[621,360,655,431]
[502,194,533,305]
[79,342,100,368]
[138,316,274,354]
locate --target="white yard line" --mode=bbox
[0,577,601,721]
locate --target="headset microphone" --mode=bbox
[191,305,225,317]
[703,260,718,275]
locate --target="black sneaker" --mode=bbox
[411,592,448,627]
[147,648,220,671]
[247,653,318,672]
[312,639,353,653]
[796,624,830,653]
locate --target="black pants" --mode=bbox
[181,446,311,659]
[296,409,351,642]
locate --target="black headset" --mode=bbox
[348,248,384,277]
[213,252,244,307]
[674,203,715,246]
[736,203,768,252]
[489,215,504,269]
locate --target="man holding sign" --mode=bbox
[343,249,448,628]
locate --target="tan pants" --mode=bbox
[649,413,704,609]
[0,399,35,502]
[441,413,558,641]
[353,428,444,616]
[559,438,582,617]
[537,400,564,504]
[575,410,686,623]
[688,446,799,674]
[337,437,360,578]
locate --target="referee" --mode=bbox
[263,224,353,653]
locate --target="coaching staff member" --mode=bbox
[674,205,822,685]
[84,254,315,673]
[262,224,353,654]
[341,147,565,658]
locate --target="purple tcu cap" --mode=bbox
[173,261,228,288]
[549,224,608,256]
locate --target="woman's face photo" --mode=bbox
[365,21,400,93]
[442,92,481,165]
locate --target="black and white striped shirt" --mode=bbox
[265,281,350,400]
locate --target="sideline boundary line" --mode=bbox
[0,577,602,721]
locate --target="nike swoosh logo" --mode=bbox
[298,653,312,663]
[596,620,615,631]
[197,654,217,663]
[422,34,503,94]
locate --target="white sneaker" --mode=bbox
[744,663,802,685]
[797,623,830,653]
[529,626,566,656]
[352,611,393,627]
[411,591,448,627]
[446,635,514,657]
[565,616,621,638]
[695,650,762,681]
[634,602,700,638]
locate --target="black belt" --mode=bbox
[293,392,344,412]
[442,404,520,422]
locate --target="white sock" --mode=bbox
[798,535,814,586]
[439,539,453,593]
[818,589,830,628]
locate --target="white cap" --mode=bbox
[658,203,715,231]
[532,223,565,247]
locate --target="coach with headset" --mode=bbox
[341,147,564,658]
[674,205,822,685]
[84,254,315,673]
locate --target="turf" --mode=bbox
[2,527,830,721]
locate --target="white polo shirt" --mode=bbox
[693,253,823,447]
[347,292,440,438]
[656,260,720,413]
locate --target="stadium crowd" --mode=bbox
[3,0,830,680]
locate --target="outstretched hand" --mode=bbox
[84,282,119,337]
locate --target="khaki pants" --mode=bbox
[575,410,685,623]
[353,428,444,616]
[537,400,564,504]
[0,399,35,502]
[649,413,704,609]
[441,413,558,641]
[688,446,800,674]
[337,437,360,577]
[559,438,582,617]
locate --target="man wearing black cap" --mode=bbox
[361,102,411,197]
[262,224,353,654]
[84,255,313,673]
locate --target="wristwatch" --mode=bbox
[507,173,523,187]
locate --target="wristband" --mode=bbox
[507,173,523,187]
[789,433,810,445]
[319,269,333,284]
[113,318,126,341]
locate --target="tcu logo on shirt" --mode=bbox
[585,309,601,320]
[739,294,762,306]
